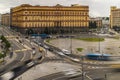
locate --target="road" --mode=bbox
[42,36,120,80]
[0,26,42,76]
[0,26,120,80]
[20,37,111,80]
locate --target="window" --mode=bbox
[25,17,27,20]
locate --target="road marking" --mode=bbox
[85,75,93,80]
[14,49,31,53]
[15,39,32,50]
[110,64,120,68]
[23,45,31,50]
[5,36,17,38]
[87,66,108,70]
[20,52,27,61]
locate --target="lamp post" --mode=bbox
[81,56,84,80]
[70,30,73,54]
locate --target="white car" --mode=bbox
[57,52,65,56]
[62,49,71,54]
[64,70,82,78]
[43,45,49,49]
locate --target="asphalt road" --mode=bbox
[0,26,45,80]
[36,71,89,80]
[0,27,33,75]
[0,26,119,80]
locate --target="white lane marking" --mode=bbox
[86,75,93,80]
[20,52,27,61]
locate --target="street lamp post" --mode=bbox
[99,36,100,53]
[70,31,73,54]
[81,56,84,80]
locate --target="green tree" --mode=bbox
[44,27,49,34]
[0,52,5,59]
[26,29,34,35]
[0,35,11,55]
[0,35,7,43]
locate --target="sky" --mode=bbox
[0,0,120,17]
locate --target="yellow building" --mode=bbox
[110,6,120,30]
[10,4,89,34]
[1,13,10,26]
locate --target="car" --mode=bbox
[25,36,29,38]
[64,70,82,78]
[43,45,49,49]
[32,47,35,50]
[32,50,36,55]
[38,43,43,47]
[62,49,71,54]
[48,48,54,52]
[39,47,43,52]
[26,61,35,68]
[57,52,65,56]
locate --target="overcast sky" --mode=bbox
[0,0,120,17]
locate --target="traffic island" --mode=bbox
[76,37,105,42]
[76,48,83,52]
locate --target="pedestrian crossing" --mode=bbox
[87,66,107,69]
[42,56,67,63]
[83,60,106,64]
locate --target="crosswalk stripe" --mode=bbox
[14,49,31,52]
[87,66,106,69]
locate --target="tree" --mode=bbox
[44,27,49,34]
[0,52,5,59]
[0,35,7,43]
[26,29,34,35]
[0,35,11,55]
[89,21,97,29]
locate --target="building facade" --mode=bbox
[110,6,120,31]
[89,17,102,29]
[1,13,10,26]
[0,14,1,25]
[10,4,89,34]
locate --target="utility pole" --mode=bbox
[81,56,84,80]
[99,36,100,53]
[70,35,72,54]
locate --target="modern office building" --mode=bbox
[110,6,120,31]
[10,4,89,34]
[1,13,10,26]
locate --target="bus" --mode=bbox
[86,53,111,61]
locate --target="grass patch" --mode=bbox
[110,53,113,54]
[46,38,54,43]
[76,38,104,42]
[46,39,51,43]
[106,48,111,50]
[76,48,83,52]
